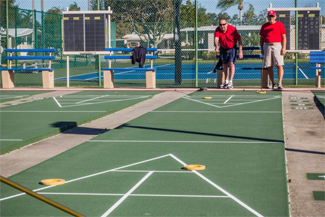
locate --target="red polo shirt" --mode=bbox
[215,25,241,49]
[260,21,286,43]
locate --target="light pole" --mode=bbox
[238,3,244,25]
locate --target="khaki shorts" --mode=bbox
[263,43,284,67]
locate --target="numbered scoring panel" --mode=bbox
[298,10,320,50]
[63,13,106,52]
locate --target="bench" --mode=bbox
[310,51,325,88]
[216,47,269,88]
[102,48,157,89]
[0,48,56,88]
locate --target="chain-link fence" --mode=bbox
[0,0,324,88]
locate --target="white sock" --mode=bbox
[225,80,229,84]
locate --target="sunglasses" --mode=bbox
[219,23,227,26]
[268,15,275,17]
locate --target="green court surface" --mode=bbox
[0,91,160,154]
[0,91,289,216]
[312,90,325,109]
[0,91,49,103]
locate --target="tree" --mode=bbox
[44,7,62,49]
[181,0,211,26]
[217,0,245,24]
[242,4,257,25]
[100,0,174,47]
[69,2,81,11]
[0,0,18,27]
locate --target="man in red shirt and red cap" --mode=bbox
[215,18,243,89]
[260,10,287,89]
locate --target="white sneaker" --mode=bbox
[228,82,233,89]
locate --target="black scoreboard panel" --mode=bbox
[85,14,105,51]
[276,11,290,50]
[63,13,106,52]
[64,14,84,52]
[298,10,320,50]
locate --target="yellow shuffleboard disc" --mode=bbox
[182,164,206,171]
[40,179,66,186]
[257,90,266,94]
[203,96,212,99]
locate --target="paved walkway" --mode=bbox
[282,91,325,217]
[0,89,324,216]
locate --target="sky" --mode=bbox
[14,0,324,16]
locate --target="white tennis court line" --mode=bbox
[101,171,153,217]
[297,66,309,79]
[169,154,264,217]
[39,192,229,198]
[151,111,282,113]
[183,95,281,108]
[89,140,283,144]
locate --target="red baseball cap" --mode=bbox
[268,10,276,16]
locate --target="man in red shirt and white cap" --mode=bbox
[260,10,287,89]
[215,18,243,89]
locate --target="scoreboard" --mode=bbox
[62,10,112,54]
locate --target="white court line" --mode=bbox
[183,95,281,109]
[0,111,106,113]
[151,111,282,113]
[58,96,150,108]
[75,95,107,104]
[224,95,234,104]
[297,66,309,79]
[0,154,170,202]
[112,170,192,173]
[169,154,264,217]
[52,97,62,108]
[89,140,282,144]
[39,192,228,198]
[0,139,23,141]
[100,171,154,217]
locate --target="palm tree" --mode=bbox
[217,0,244,25]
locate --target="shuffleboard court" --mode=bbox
[0,91,289,216]
[0,91,161,154]
[0,91,49,103]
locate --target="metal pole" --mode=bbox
[6,0,9,66]
[97,0,101,86]
[174,0,182,84]
[295,0,298,85]
[195,0,198,87]
[0,176,84,216]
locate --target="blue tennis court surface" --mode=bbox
[56,63,319,81]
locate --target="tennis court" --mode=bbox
[0,91,289,216]
[56,62,317,82]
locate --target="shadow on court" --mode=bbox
[51,122,108,135]
[116,124,284,143]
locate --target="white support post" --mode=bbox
[67,55,70,87]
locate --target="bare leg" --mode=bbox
[268,67,275,85]
[228,62,235,81]
[277,65,284,84]
[223,63,229,81]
